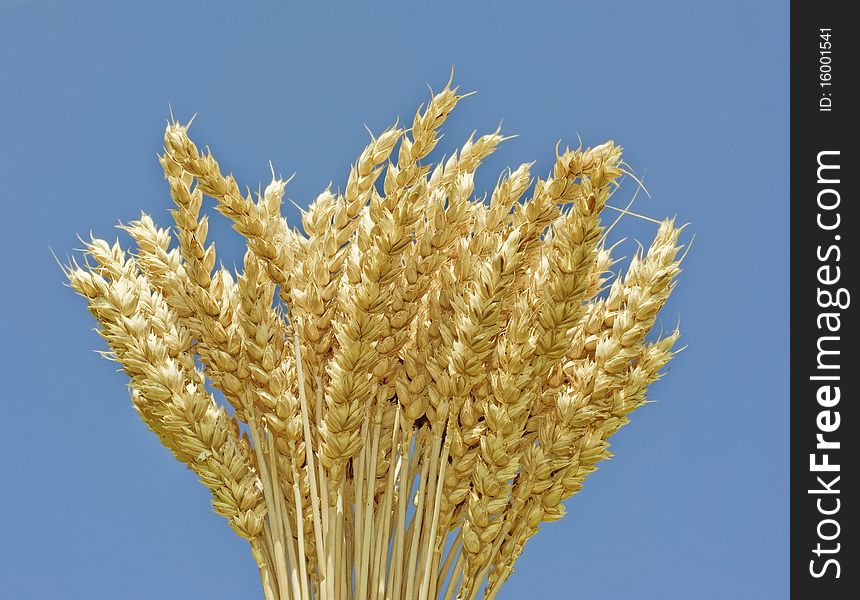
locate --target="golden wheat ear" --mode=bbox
[67,77,684,600]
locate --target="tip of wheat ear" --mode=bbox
[67,76,683,600]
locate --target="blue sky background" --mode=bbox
[0,1,788,598]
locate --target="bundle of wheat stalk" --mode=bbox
[66,78,683,600]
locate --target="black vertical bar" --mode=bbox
[791,1,857,597]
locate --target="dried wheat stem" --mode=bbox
[442,550,465,600]
[419,433,451,600]
[402,438,431,600]
[435,531,462,599]
[253,538,279,600]
[293,328,326,599]
[372,406,401,600]
[391,430,412,600]
[356,405,383,600]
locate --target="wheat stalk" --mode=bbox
[66,77,684,600]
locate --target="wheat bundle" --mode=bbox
[66,78,684,600]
